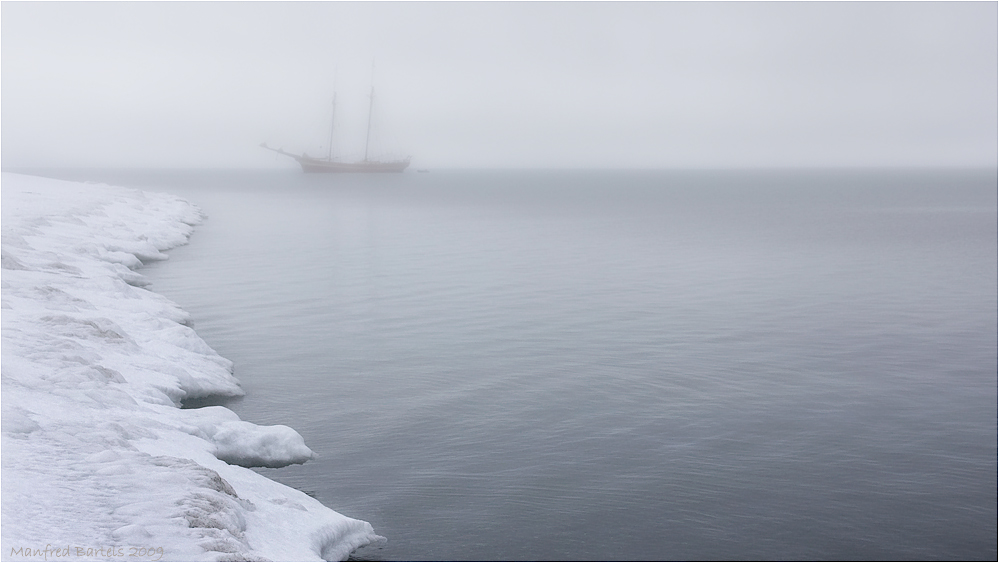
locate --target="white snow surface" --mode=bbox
[1,173,384,561]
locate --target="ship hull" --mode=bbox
[298,157,410,173]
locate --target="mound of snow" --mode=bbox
[1,173,384,561]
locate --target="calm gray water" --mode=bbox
[31,168,998,561]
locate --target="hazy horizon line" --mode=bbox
[5,164,998,174]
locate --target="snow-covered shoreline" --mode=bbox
[1,173,383,561]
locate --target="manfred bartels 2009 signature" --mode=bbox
[9,545,164,560]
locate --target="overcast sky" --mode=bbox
[2,1,996,169]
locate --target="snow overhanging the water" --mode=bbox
[1,173,384,561]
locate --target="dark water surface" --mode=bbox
[29,168,998,560]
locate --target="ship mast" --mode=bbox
[327,92,337,162]
[364,86,374,162]
[327,68,338,162]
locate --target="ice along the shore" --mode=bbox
[0,173,384,561]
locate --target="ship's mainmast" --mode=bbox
[327,92,337,162]
[364,86,374,162]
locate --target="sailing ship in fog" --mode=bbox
[261,86,410,173]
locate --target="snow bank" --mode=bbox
[1,173,384,561]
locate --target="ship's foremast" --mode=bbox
[327,92,337,162]
[364,86,374,162]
